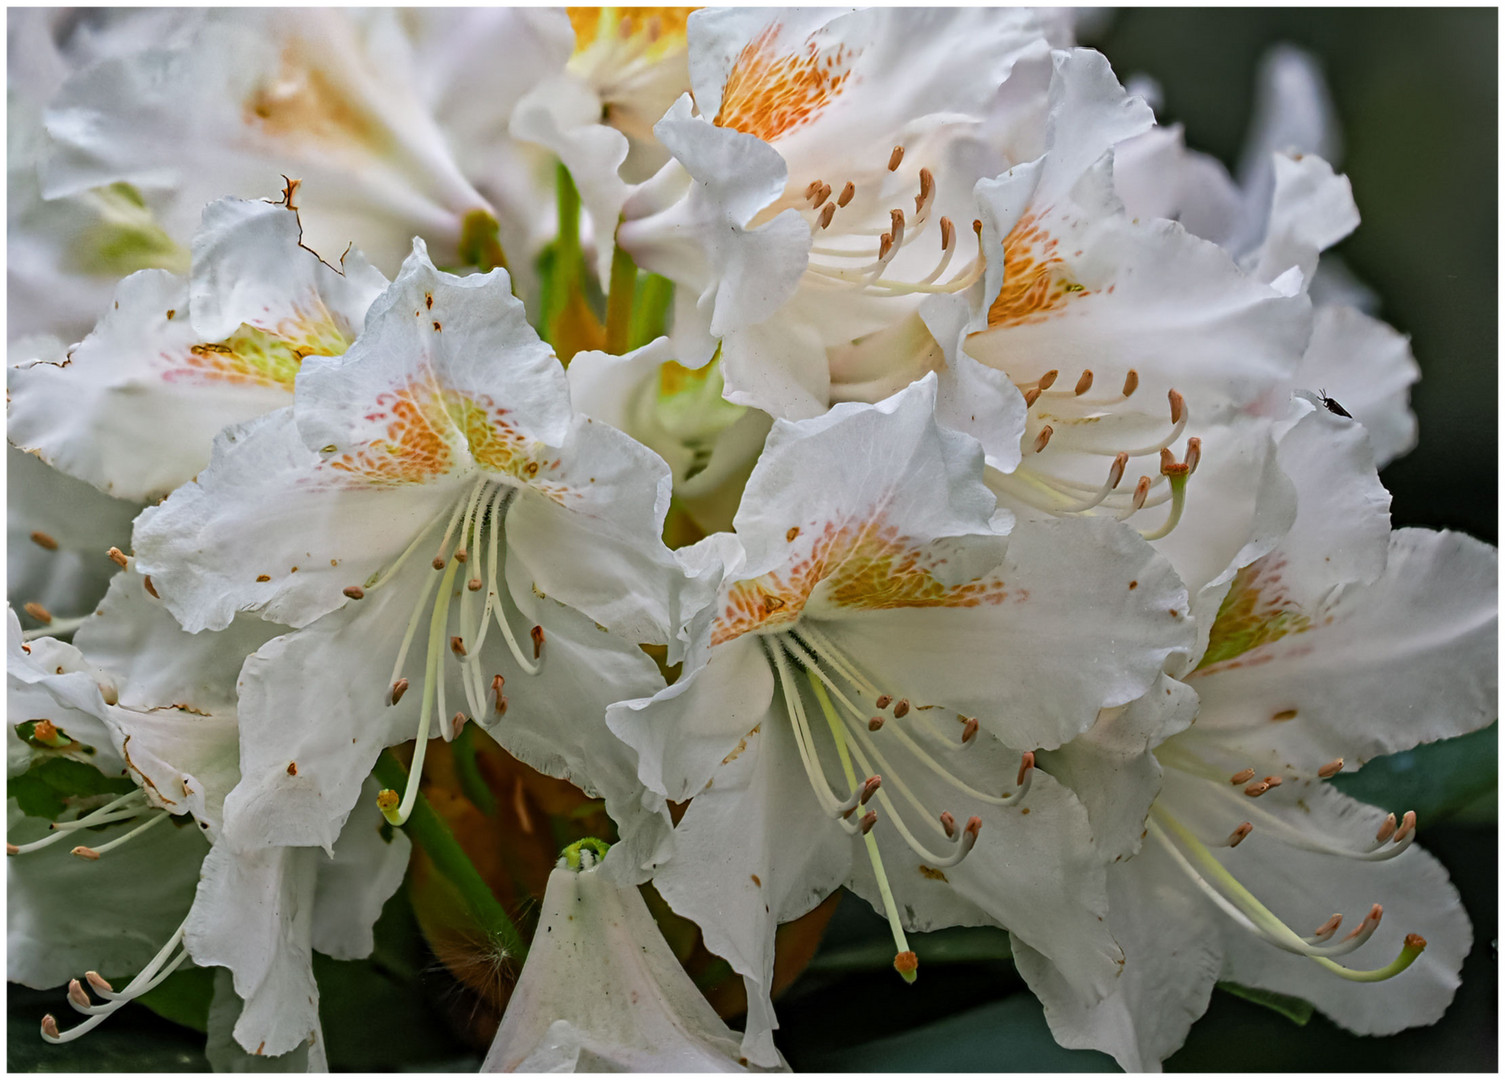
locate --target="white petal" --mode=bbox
[1295,305,1419,468]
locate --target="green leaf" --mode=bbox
[1331,724,1497,824]
[136,965,215,1033]
[1216,981,1314,1026]
[796,994,1116,1072]
[9,758,136,821]
[311,953,462,1071]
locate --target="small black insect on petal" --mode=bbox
[1318,389,1352,418]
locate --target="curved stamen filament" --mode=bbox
[8,792,154,856]
[363,509,448,593]
[767,641,863,831]
[805,673,916,982]
[41,922,190,1043]
[1150,809,1426,980]
[484,490,541,677]
[69,809,171,859]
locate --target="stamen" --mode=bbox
[868,716,885,731]
[1310,914,1343,943]
[817,203,836,230]
[452,712,467,739]
[1376,814,1398,843]
[1032,426,1053,453]
[1074,370,1094,396]
[492,675,507,716]
[1122,369,1139,397]
[915,168,934,216]
[1318,758,1344,779]
[468,578,483,591]
[450,635,466,657]
[40,921,190,1042]
[1225,821,1253,847]
[859,810,878,834]
[23,602,53,625]
[892,699,910,719]
[838,182,855,207]
[888,145,904,172]
[1244,781,1270,797]
[31,530,58,550]
[389,678,409,706]
[960,717,979,744]
[1230,767,1256,785]
[531,625,545,660]
[875,694,893,710]
[342,586,365,600]
[69,809,170,858]
[107,547,129,568]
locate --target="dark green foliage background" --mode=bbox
[8,8,1496,1073]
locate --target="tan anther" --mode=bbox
[939,216,955,249]
[1316,758,1344,779]
[454,548,468,564]
[342,585,365,600]
[1168,388,1185,424]
[1393,810,1417,843]
[1022,387,1042,409]
[1227,822,1254,847]
[972,219,983,237]
[859,810,878,834]
[817,203,836,229]
[888,145,904,171]
[940,810,957,838]
[1017,751,1035,786]
[917,167,934,208]
[450,635,467,657]
[1184,437,1202,475]
[1159,447,1177,474]
[492,674,507,714]
[5,843,18,855]
[1312,913,1343,939]
[71,845,101,860]
[961,717,979,744]
[869,716,885,731]
[1036,369,1059,392]
[811,183,831,209]
[452,711,467,739]
[804,179,823,202]
[1032,425,1053,453]
[894,950,919,976]
[107,547,129,568]
[1343,904,1383,940]
[860,776,882,805]
[878,233,893,260]
[1107,452,1128,489]
[1375,813,1398,843]
[1131,476,1151,510]
[85,971,113,993]
[875,694,893,710]
[838,181,855,207]
[531,625,545,660]
[432,555,447,570]
[41,1015,60,1040]
[143,575,158,598]
[1230,767,1256,785]
[1244,781,1270,797]
[892,698,910,718]
[389,678,410,706]
[468,578,483,591]
[30,531,58,551]
[23,601,52,624]
[1122,369,1140,397]
[1262,775,1283,788]
[1074,369,1094,395]
[889,208,906,247]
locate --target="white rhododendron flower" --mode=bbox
[610,377,1195,1064]
[9,195,387,502]
[1014,402,1496,1068]
[7,572,408,1059]
[132,245,678,872]
[483,841,774,1073]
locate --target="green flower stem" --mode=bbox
[374,749,526,962]
[628,272,674,351]
[604,239,637,355]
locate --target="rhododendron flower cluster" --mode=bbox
[8,7,1495,1073]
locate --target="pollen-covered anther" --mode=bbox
[31,530,59,551]
[1106,452,1128,490]
[817,202,836,229]
[892,698,910,719]
[838,181,855,207]
[388,678,409,706]
[1022,387,1042,409]
[960,717,979,744]
[1230,767,1257,785]
[859,810,879,835]
[1261,775,1283,789]
[1375,812,1398,843]
[1343,903,1383,941]
[23,602,53,625]
[1035,369,1059,392]
[860,775,883,805]
[915,168,935,215]
[450,635,467,658]
[888,145,904,172]
[67,980,91,1011]
[1032,425,1053,454]
[875,694,893,710]
[530,625,545,660]
[1243,780,1270,797]
[869,715,885,731]
[467,577,483,591]
[939,810,957,839]
[1184,437,1202,475]
[85,972,113,994]
[70,846,101,861]
[431,555,447,571]
[1392,810,1417,844]
[41,1015,61,1040]
[492,674,507,715]
[1074,369,1094,396]
[107,547,129,568]
[1017,751,1035,787]
[1131,476,1152,511]
[804,179,823,202]
[342,585,365,600]
[1168,388,1185,425]
[454,547,468,564]
[452,711,467,739]
[1226,821,1254,848]
[961,816,982,850]
[1311,914,1343,942]
[1318,757,1344,779]
[1122,369,1140,397]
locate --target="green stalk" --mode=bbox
[604,239,638,355]
[374,749,526,962]
[628,272,675,350]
